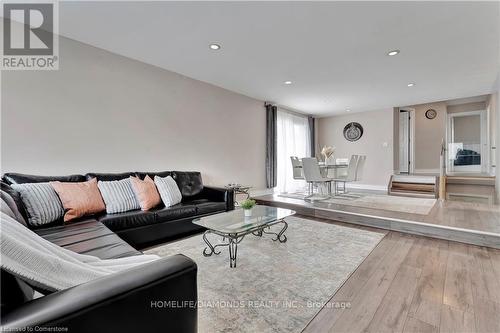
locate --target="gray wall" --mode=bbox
[317,109,394,188]
[1,36,267,189]
[453,115,481,144]
[411,102,448,172]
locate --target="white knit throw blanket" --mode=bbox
[0,212,160,292]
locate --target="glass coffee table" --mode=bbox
[192,205,295,268]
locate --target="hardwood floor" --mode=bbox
[256,193,500,234]
[302,217,500,333]
[255,194,500,248]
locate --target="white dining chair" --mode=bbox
[290,156,304,180]
[301,158,333,201]
[355,155,366,181]
[330,155,359,195]
[335,158,349,165]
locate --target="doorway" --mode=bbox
[447,110,487,173]
[398,109,415,174]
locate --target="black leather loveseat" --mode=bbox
[0,170,234,332]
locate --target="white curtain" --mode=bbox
[276,109,311,193]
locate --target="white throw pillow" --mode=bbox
[97,178,141,214]
[154,176,182,207]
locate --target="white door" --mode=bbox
[398,110,414,173]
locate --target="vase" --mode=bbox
[244,209,252,217]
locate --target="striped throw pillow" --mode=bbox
[11,183,64,226]
[154,175,182,207]
[97,178,141,214]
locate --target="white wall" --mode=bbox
[317,109,393,189]
[1,36,267,189]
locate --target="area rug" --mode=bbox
[279,192,437,215]
[145,216,385,333]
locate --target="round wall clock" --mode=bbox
[425,109,437,119]
[343,122,363,142]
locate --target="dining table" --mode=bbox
[294,162,348,169]
[294,162,348,178]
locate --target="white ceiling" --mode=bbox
[58,1,500,116]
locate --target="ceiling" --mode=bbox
[57,1,499,116]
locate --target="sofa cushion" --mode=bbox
[98,209,156,232]
[171,171,203,198]
[35,218,140,259]
[153,203,197,222]
[50,178,106,222]
[189,199,226,215]
[135,171,172,180]
[98,178,141,214]
[2,173,86,185]
[1,182,28,221]
[11,183,64,227]
[85,172,135,182]
[1,189,27,226]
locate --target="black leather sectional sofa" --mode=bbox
[0,170,234,332]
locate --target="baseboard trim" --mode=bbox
[414,168,440,174]
[346,183,387,191]
[249,188,274,197]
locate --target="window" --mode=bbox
[276,109,311,193]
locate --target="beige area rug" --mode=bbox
[279,192,437,215]
[145,216,385,333]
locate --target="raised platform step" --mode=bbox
[446,176,495,186]
[255,196,500,249]
[388,175,439,199]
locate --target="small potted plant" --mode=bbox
[240,199,256,217]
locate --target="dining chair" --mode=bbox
[290,156,304,180]
[301,158,333,201]
[355,155,366,181]
[330,155,359,195]
[335,158,349,165]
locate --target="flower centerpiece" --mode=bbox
[321,146,335,163]
[240,199,256,217]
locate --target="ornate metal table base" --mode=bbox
[202,219,288,268]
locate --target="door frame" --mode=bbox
[398,108,415,174]
[446,110,488,173]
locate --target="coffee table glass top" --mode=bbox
[193,205,295,234]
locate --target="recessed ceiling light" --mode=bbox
[284,81,292,85]
[209,43,221,50]
[387,50,400,56]
[407,83,415,87]
[346,109,351,112]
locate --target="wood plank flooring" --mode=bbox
[302,217,500,333]
[256,193,500,234]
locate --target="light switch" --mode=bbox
[382,142,389,148]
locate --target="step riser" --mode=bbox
[446,178,495,186]
[256,199,500,249]
[389,175,438,198]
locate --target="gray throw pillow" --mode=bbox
[10,183,64,226]
[97,178,140,214]
[0,189,27,226]
[154,175,182,207]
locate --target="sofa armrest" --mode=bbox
[1,254,198,333]
[199,186,234,211]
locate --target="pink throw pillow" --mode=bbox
[130,175,161,211]
[50,178,106,222]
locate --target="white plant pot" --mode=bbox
[244,209,252,217]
